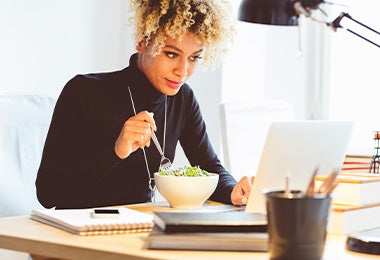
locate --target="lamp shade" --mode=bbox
[238,0,298,26]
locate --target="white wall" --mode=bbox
[0,0,221,167]
[2,0,320,170]
[222,22,307,119]
[327,0,380,155]
[222,1,325,120]
[1,1,131,97]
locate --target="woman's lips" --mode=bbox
[166,79,183,89]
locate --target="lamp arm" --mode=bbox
[328,12,380,48]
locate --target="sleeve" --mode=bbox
[35,76,121,209]
[179,90,237,204]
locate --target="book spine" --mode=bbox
[328,204,380,234]
[316,175,380,206]
[332,182,380,205]
[341,154,372,172]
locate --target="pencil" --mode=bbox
[305,167,319,197]
[317,169,339,194]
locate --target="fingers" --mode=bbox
[124,118,153,146]
[240,196,248,205]
[134,111,157,131]
[127,111,157,148]
[114,111,156,159]
[231,176,253,206]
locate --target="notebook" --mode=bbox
[147,225,268,251]
[30,207,154,235]
[245,120,353,214]
[152,211,267,233]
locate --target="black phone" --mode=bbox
[91,208,120,219]
[346,227,380,255]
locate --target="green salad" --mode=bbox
[158,165,210,177]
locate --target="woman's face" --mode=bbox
[136,32,204,96]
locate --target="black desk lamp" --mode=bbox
[238,0,379,48]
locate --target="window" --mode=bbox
[222,0,380,156]
[327,0,380,155]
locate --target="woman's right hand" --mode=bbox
[114,111,157,159]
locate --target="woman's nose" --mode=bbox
[174,59,188,78]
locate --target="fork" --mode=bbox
[151,130,172,171]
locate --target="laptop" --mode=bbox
[169,120,352,226]
[244,120,353,214]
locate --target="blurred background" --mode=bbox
[1,0,379,164]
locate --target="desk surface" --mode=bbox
[0,202,378,260]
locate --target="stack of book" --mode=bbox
[341,154,372,173]
[316,165,380,235]
[146,211,268,252]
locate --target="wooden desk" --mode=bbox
[0,202,377,260]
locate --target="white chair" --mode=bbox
[220,100,294,181]
[0,95,56,217]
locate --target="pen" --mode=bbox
[323,179,340,196]
[305,167,319,197]
[284,175,290,197]
[317,169,339,195]
[304,168,340,197]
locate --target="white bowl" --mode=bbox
[154,172,219,208]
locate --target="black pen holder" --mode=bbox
[264,190,332,260]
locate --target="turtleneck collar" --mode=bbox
[126,53,165,106]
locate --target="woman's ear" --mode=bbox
[136,40,145,53]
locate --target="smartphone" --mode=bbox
[91,208,120,219]
[346,227,380,255]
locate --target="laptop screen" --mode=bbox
[245,120,353,214]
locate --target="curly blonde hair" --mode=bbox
[129,0,235,68]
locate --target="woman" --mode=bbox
[36,0,252,209]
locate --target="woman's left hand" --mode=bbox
[231,176,254,205]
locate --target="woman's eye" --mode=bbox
[165,52,178,58]
[190,55,203,62]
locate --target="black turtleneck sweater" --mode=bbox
[36,54,237,209]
